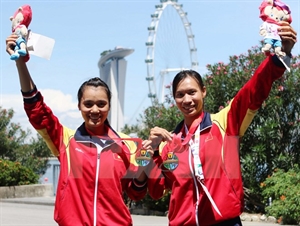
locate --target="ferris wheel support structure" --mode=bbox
[145,0,198,105]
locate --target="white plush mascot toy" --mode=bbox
[10,5,32,62]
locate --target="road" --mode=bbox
[0,201,281,226]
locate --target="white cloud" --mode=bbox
[41,89,78,112]
[0,89,81,137]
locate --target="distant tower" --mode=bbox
[98,47,134,132]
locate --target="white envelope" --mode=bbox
[26,30,55,60]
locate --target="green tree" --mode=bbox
[261,165,300,224]
[136,100,182,139]
[15,134,53,175]
[0,107,28,160]
[0,106,52,176]
[0,159,39,186]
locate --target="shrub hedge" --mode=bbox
[0,159,39,186]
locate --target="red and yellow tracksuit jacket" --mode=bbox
[148,54,286,225]
[22,87,147,226]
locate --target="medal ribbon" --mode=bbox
[184,115,222,217]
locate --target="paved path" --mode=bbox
[0,197,286,226]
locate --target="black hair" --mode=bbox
[77,77,112,107]
[172,70,205,97]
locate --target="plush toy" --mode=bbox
[259,0,292,57]
[10,5,32,62]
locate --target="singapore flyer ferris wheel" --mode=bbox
[145,0,198,105]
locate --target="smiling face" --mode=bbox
[265,5,290,23]
[173,75,206,127]
[77,77,111,135]
[78,86,110,134]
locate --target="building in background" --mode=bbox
[98,47,134,131]
[39,157,60,196]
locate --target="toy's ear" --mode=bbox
[10,7,23,21]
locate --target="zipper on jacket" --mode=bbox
[189,147,200,226]
[76,140,103,226]
[93,143,102,226]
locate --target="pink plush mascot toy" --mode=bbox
[10,5,32,62]
[259,0,292,57]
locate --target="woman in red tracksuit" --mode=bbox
[6,35,149,226]
[145,21,297,226]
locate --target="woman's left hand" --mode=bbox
[278,21,297,55]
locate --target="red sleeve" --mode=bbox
[126,178,148,201]
[23,87,64,155]
[225,54,286,136]
[147,153,168,200]
[122,164,148,201]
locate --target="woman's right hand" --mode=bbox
[148,126,173,149]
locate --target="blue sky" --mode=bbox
[0,0,299,138]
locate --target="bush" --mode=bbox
[143,191,170,213]
[261,165,300,225]
[0,159,39,186]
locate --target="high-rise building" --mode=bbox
[98,47,134,132]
